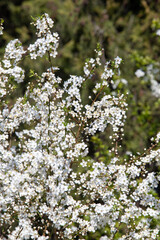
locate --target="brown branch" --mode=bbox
[91,85,105,106]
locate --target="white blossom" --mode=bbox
[135,69,145,78]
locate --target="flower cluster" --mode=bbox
[135,64,160,98]
[28,13,59,59]
[83,48,102,78]
[0,14,160,240]
[134,28,160,98]
[0,39,26,98]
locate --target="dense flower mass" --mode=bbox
[28,13,59,59]
[0,14,160,240]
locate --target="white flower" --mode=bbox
[156,29,160,36]
[135,69,145,78]
[114,56,122,68]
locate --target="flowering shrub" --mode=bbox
[0,14,160,240]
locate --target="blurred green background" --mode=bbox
[1,0,160,158]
